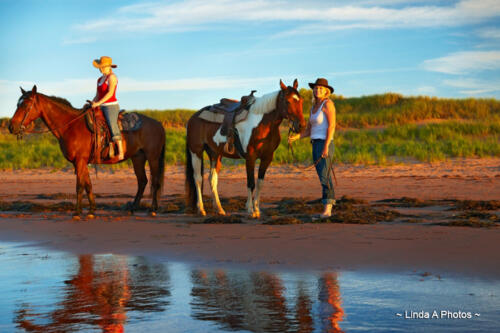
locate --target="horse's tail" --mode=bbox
[155,140,166,197]
[185,142,199,210]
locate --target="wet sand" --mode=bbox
[0,158,499,278]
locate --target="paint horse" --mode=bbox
[186,79,305,218]
[9,86,166,217]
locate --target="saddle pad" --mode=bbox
[198,109,249,124]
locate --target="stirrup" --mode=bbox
[224,142,235,155]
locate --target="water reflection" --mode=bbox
[318,273,344,333]
[4,243,497,332]
[190,270,344,332]
[15,254,170,333]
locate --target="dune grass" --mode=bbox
[1,92,499,169]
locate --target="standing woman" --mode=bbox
[91,56,124,160]
[289,78,336,217]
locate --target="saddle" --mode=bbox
[199,90,256,154]
[85,107,142,164]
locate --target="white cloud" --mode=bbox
[477,27,500,40]
[0,76,282,116]
[443,77,500,94]
[422,50,500,74]
[72,0,500,40]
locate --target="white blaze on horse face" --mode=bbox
[292,94,300,101]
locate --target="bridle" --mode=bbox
[277,87,302,131]
[16,94,37,138]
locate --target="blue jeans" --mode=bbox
[312,139,335,205]
[101,104,121,141]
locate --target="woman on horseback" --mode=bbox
[91,56,124,160]
[289,78,336,218]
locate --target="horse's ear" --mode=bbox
[293,79,298,90]
[32,85,37,94]
[20,86,26,94]
[280,79,287,90]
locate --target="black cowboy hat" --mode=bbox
[308,78,334,93]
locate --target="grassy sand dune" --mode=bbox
[1,91,499,169]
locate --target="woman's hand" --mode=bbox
[321,147,328,158]
[288,133,300,144]
[91,101,100,108]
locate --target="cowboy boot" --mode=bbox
[320,203,333,218]
[117,139,125,160]
[108,142,115,159]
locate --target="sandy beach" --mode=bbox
[0,158,499,278]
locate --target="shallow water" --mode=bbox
[0,242,499,332]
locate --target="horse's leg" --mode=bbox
[253,157,273,219]
[245,157,257,218]
[208,154,225,215]
[131,151,147,213]
[147,154,161,213]
[190,151,206,216]
[84,170,95,218]
[74,159,89,218]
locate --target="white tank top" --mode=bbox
[310,100,328,140]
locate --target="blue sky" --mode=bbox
[1,0,499,117]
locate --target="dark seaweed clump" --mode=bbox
[203,215,243,224]
[376,197,435,207]
[452,200,500,211]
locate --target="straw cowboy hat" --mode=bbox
[309,78,334,93]
[92,56,117,69]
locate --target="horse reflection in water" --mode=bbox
[15,255,170,333]
[190,270,344,333]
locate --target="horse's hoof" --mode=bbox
[217,210,226,216]
[199,210,206,216]
[72,215,81,221]
[87,214,95,219]
[251,211,260,219]
[150,211,157,217]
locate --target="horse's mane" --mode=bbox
[46,95,74,107]
[249,91,278,115]
[43,94,83,112]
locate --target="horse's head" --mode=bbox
[9,85,42,136]
[278,79,306,133]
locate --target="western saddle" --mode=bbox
[209,90,257,154]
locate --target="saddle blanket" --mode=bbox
[198,108,249,124]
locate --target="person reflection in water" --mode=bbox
[318,272,345,333]
[190,269,345,333]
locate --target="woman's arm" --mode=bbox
[92,74,117,107]
[321,99,336,158]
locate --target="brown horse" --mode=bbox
[9,85,166,217]
[186,79,305,218]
